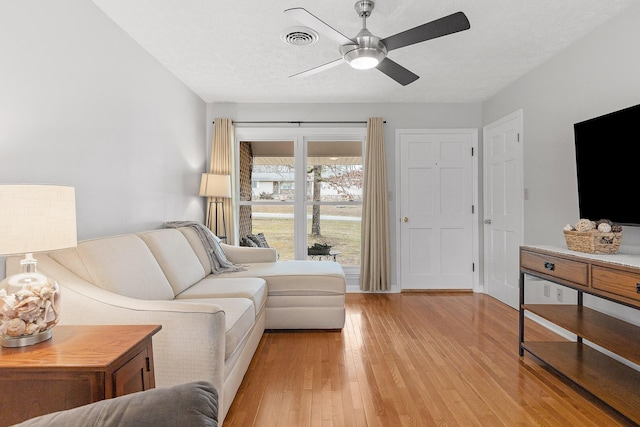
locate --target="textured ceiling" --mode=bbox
[91,0,632,104]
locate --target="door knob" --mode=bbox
[484,219,492,224]
[402,217,409,223]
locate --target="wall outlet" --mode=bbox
[544,284,550,298]
[556,288,563,302]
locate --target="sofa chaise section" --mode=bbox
[219,259,346,329]
[176,227,346,329]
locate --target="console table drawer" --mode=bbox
[520,250,588,286]
[592,266,640,303]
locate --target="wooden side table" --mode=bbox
[0,324,161,426]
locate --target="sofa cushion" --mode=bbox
[220,261,346,296]
[49,247,94,284]
[138,229,206,295]
[73,235,175,300]
[177,226,244,275]
[178,297,255,360]
[175,277,267,316]
[179,227,213,274]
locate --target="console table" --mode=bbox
[519,246,640,424]
[0,324,161,426]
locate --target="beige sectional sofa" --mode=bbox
[6,226,346,424]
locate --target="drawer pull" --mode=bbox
[544,262,555,271]
[637,283,640,294]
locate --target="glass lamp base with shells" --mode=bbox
[0,254,61,348]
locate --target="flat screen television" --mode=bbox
[574,103,640,226]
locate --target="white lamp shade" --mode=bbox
[0,185,77,255]
[199,174,231,198]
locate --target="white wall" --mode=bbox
[483,3,640,323]
[0,0,207,279]
[207,102,483,288]
[483,2,640,249]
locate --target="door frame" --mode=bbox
[395,128,480,293]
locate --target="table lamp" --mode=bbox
[0,185,77,347]
[199,173,231,240]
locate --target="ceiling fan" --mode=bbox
[284,1,470,86]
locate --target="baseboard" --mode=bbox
[401,289,473,293]
[344,270,401,293]
[345,282,400,293]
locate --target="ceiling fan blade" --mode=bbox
[382,11,470,52]
[376,58,419,86]
[285,8,354,46]
[290,58,345,78]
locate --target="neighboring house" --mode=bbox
[251,172,294,200]
[251,171,363,201]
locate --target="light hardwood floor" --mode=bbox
[224,293,635,426]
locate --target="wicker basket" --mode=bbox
[563,229,622,254]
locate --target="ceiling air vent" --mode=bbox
[280,26,319,46]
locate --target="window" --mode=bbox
[236,128,365,269]
[306,140,362,266]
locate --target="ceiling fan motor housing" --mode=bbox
[340,1,386,69]
[340,29,387,69]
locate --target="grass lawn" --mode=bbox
[250,204,362,266]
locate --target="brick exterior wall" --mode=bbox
[239,141,253,240]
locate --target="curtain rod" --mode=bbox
[212,120,385,125]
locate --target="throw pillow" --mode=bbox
[241,236,258,247]
[248,232,270,248]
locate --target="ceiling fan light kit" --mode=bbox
[344,52,381,70]
[284,1,470,86]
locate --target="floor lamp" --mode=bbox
[199,173,231,241]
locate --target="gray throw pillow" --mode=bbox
[248,232,269,248]
[13,381,218,427]
[242,236,258,247]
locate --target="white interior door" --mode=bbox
[483,110,524,308]
[397,129,476,291]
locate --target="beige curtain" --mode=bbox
[209,118,235,243]
[360,117,391,291]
